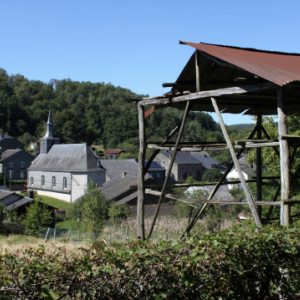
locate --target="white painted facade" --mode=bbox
[226,169,249,190]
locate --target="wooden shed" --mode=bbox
[132,41,300,239]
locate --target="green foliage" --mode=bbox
[202,168,222,182]
[81,181,110,232]
[21,197,52,236]
[108,203,131,221]
[229,187,245,201]
[55,219,84,231]
[1,225,300,299]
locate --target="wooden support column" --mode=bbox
[212,97,262,226]
[195,50,200,92]
[148,101,191,238]
[256,113,262,218]
[137,104,146,239]
[277,86,290,226]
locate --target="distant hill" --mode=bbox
[228,123,255,129]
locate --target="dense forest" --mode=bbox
[0,68,244,150]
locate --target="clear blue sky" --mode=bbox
[1,0,300,125]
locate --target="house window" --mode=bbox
[52,176,56,188]
[20,162,25,168]
[181,166,185,171]
[20,171,25,179]
[41,175,45,186]
[63,177,67,188]
[30,177,34,185]
[191,166,194,171]
[9,162,14,168]
[157,172,161,178]
[9,170,14,178]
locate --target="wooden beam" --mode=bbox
[211,97,262,226]
[148,101,191,238]
[277,87,290,226]
[195,50,201,92]
[138,82,275,106]
[261,125,280,157]
[137,104,146,239]
[257,113,262,218]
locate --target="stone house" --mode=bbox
[190,152,226,174]
[0,133,24,152]
[155,151,202,181]
[0,149,34,179]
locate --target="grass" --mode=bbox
[38,195,71,210]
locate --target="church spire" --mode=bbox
[44,109,54,138]
[40,109,59,154]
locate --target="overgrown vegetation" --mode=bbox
[1,224,300,299]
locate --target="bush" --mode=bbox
[1,224,300,299]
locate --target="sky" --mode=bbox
[1,0,300,125]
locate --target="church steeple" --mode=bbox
[40,110,60,154]
[44,109,54,138]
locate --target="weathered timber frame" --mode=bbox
[134,46,300,239]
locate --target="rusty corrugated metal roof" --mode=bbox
[179,41,300,86]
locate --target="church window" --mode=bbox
[63,177,67,188]
[30,177,34,185]
[52,176,56,187]
[41,175,45,186]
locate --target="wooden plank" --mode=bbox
[148,101,191,238]
[280,134,300,141]
[137,104,146,239]
[211,97,262,226]
[139,82,275,106]
[277,87,290,226]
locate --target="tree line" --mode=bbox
[0,68,238,150]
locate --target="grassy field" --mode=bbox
[37,195,71,210]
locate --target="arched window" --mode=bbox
[41,175,45,186]
[30,177,34,185]
[63,177,67,188]
[52,176,56,187]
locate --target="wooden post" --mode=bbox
[54,228,56,242]
[277,86,290,226]
[44,227,50,242]
[195,50,200,92]
[256,113,262,218]
[211,97,262,226]
[137,103,146,239]
[148,101,191,238]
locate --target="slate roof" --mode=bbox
[159,151,201,165]
[5,197,33,211]
[190,152,226,170]
[100,159,138,179]
[28,144,103,172]
[0,134,14,140]
[101,174,159,201]
[145,160,165,172]
[0,149,21,161]
[0,190,14,201]
[187,185,234,201]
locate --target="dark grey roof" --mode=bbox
[160,151,202,165]
[236,154,256,176]
[101,174,159,201]
[5,197,33,211]
[190,152,226,170]
[0,134,14,141]
[145,160,165,172]
[28,144,103,172]
[100,159,138,179]
[0,149,21,161]
[0,190,14,201]
[187,185,234,201]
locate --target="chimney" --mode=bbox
[122,171,127,178]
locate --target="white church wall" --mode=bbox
[71,173,88,202]
[36,190,71,202]
[226,169,248,190]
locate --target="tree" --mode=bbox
[202,168,222,182]
[81,181,110,232]
[108,203,131,221]
[22,197,52,236]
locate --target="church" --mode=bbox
[27,111,105,203]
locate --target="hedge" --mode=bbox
[1,223,300,299]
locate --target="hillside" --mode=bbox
[0,68,224,150]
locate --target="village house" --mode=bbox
[27,111,105,203]
[155,151,202,181]
[0,149,35,180]
[190,152,226,174]
[104,149,125,159]
[0,133,24,152]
